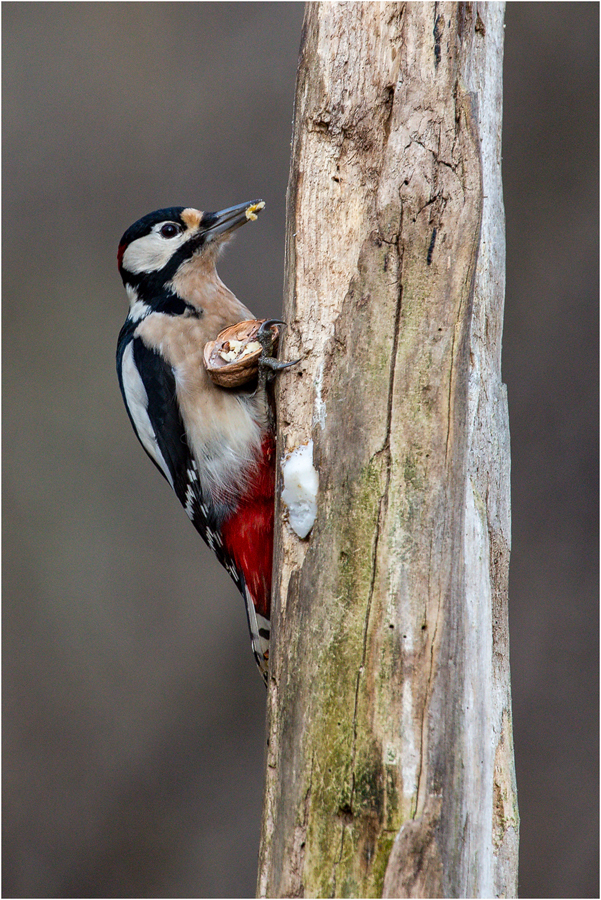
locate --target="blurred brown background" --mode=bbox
[3,3,598,897]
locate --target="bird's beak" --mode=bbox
[201,200,265,240]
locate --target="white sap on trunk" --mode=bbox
[280,441,319,539]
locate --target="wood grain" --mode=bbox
[258,4,518,896]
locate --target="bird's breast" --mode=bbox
[136,310,269,508]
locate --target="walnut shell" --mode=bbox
[203,319,279,388]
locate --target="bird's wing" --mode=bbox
[118,328,273,681]
[117,331,239,579]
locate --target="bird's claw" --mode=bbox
[256,319,300,389]
[257,319,286,355]
[258,318,287,336]
[259,356,300,373]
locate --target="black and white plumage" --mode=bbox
[116,201,277,682]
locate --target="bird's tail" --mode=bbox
[242,581,270,685]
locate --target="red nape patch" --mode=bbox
[117,241,126,271]
[221,435,276,620]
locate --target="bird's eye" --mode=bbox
[159,223,181,238]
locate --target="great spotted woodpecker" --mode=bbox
[116,200,292,683]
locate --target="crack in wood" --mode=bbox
[260,5,516,896]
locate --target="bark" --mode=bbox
[258,3,518,897]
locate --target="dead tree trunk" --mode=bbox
[258,3,518,897]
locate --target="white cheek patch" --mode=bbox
[121,342,174,488]
[121,231,189,275]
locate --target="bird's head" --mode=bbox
[117,200,265,293]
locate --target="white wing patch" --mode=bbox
[120,342,174,488]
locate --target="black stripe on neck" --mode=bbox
[122,282,203,318]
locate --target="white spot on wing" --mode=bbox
[184,483,195,520]
[120,342,174,488]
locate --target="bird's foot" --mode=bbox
[256,320,300,391]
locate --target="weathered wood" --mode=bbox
[258,3,518,897]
